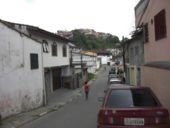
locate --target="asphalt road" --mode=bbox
[20,67,109,128]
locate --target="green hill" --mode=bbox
[58,29,120,50]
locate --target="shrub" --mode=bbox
[88,73,95,81]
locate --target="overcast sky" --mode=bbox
[0,0,140,39]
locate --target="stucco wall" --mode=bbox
[96,59,101,69]
[12,24,70,68]
[27,34,70,68]
[98,56,107,65]
[128,36,144,66]
[141,66,170,113]
[137,0,170,62]
[0,22,43,119]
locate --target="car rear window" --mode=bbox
[110,81,121,84]
[109,75,116,78]
[105,88,159,108]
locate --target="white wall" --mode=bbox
[96,58,101,69]
[42,41,70,68]
[12,24,70,68]
[72,54,97,74]
[98,56,108,65]
[0,22,43,119]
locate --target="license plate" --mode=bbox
[124,118,144,126]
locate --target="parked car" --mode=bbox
[108,74,117,82]
[108,78,122,85]
[109,67,116,74]
[97,86,170,128]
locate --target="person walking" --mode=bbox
[121,76,126,84]
[104,66,106,71]
[84,81,89,100]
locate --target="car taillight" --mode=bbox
[97,109,122,125]
[155,116,169,124]
[97,109,105,125]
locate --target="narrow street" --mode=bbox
[20,67,110,128]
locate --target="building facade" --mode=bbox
[69,43,88,89]
[5,20,72,103]
[124,31,144,86]
[135,0,170,113]
[0,20,44,119]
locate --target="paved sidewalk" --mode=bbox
[0,68,103,128]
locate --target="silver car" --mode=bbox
[108,78,122,85]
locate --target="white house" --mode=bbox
[97,51,112,65]
[4,20,72,103]
[80,51,97,74]
[96,57,101,69]
[0,20,44,119]
[68,43,88,88]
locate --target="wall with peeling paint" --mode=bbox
[10,24,70,68]
[42,39,70,68]
[0,22,43,119]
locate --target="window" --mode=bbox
[135,46,139,55]
[63,45,67,57]
[51,42,57,56]
[30,53,39,69]
[143,23,149,43]
[130,48,133,58]
[105,88,159,108]
[106,90,134,108]
[42,40,49,53]
[154,9,167,40]
[132,89,158,107]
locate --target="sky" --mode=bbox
[0,0,140,39]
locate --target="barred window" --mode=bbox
[135,46,139,55]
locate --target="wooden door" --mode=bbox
[52,68,61,91]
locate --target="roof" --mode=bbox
[0,19,41,44]
[68,42,80,49]
[80,50,97,56]
[90,50,112,55]
[2,19,73,43]
[135,0,150,27]
[121,29,143,47]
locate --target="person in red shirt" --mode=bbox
[84,81,89,100]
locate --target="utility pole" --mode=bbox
[81,53,83,69]
[122,36,126,73]
[70,50,73,67]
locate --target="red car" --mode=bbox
[97,85,170,128]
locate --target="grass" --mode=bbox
[88,73,95,81]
